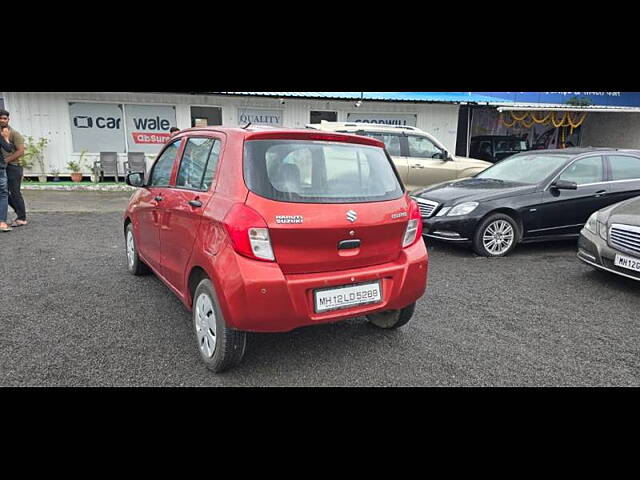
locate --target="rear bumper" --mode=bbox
[577,228,640,282]
[210,240,428,332]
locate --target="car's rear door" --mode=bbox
[159,134,223,292]
[134,138,183,272]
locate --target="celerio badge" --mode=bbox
[275,215,304,224]
[391,212,408,219]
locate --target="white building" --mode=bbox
[1,91,475,179]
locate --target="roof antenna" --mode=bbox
[242,122,252,129]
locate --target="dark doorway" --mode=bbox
[455,105,472,157]
[191,106,222,127]
[310,110,337,124]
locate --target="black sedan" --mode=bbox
[578,195,640,281]
[411,148,640,256]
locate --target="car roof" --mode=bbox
[471,135,525,140]
[306,121,424,133]
[518,147,640,156]
[174,125,386,148]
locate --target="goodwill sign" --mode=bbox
[347,113,417,126]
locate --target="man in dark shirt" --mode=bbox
[0,125,12,231]
[0,110,26,226]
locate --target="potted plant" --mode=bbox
[22,136,50,182]
[67,149,87,182]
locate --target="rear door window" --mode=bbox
[608,155,640,181]
[244,139,403,203]
[358,132,403,156]
[176,137,221,191]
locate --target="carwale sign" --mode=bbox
[125,104,177,153]
[69,102,126,153]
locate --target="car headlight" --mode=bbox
[447,202,479,216]
[585,212,598,234]
[598,221,608,240]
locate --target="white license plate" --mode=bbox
[314,281,382,313]
[614,253,640,272]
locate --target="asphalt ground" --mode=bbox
[1,190,638,386]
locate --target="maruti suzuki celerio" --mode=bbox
[123,126,428,372]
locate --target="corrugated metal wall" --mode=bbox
[2,92,460,175]
[580,112,640,149]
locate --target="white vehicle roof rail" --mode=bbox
[310,121,421,131]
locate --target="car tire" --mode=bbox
[472,213,519,257]
[125,223,150,275]
[193,278,246,373]
[367,302,416,329]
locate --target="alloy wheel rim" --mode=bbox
[126,231,135,267]
[482,220,514,255]
[195,293,217,358]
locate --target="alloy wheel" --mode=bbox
[482,220,514,255]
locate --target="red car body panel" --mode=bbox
[124,127,428,333]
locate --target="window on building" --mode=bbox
[191,106,222,127]
[310,111,337,124]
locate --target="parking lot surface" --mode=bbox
[1,191,638,386]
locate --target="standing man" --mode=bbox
[0,110,26,227]
[0,135,9,231]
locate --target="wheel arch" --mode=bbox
[187,266,210,309]
[477,208,524,242]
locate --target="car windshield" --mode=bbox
[244,139,404,203]
[475,153,572,184]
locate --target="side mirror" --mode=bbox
[552,179,578,190]
[126,172,145,187]
[441,150,453,161]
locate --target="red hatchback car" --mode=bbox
[123,126,428,372]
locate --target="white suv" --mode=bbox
[306,121,491,191]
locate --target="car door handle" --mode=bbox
[188,200,202,208]
[594,190,607,197]
[412,164,425,169]
[154,196,163,202]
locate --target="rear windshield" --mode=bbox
[244,139,404,203]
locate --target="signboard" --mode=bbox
[237,108,283,126]
[474,92,640,107]
[69,102,126,153]
[125,104,177,153]
[347,113,417,127]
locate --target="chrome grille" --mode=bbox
[610,224,640,256]
[413,198,439,218]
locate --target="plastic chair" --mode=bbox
[94,152,120,183]
[124,152,147,177]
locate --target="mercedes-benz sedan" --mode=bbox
[411,148,640,256]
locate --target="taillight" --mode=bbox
[223,204,275,261]
[402,199,423,248]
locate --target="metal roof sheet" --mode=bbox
[215,92,507,103]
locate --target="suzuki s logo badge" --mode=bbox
[346,210,357,223]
